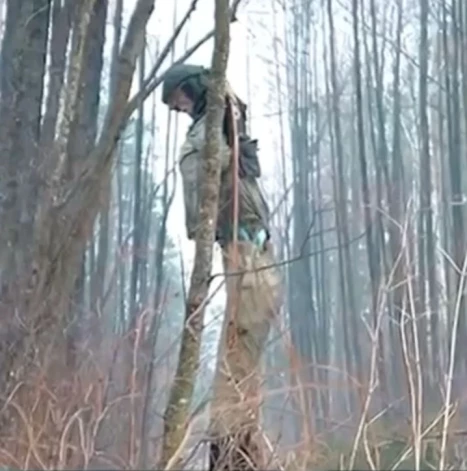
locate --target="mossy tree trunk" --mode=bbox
[159,0,231,467]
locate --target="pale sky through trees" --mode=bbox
[121,0,354,331]
[111,0,408,359]
[2,0,467,467]
[118,0,283,323]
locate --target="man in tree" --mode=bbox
[162,63,282,469]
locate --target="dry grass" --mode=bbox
[0,314,465,471]
[1,225,467,470]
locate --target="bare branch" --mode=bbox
[124,0,242,123]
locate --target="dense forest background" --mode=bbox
[0,0,466,468]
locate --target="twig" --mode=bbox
[439,252,467,470]
[124,0,243,122]
[163,418,196,470]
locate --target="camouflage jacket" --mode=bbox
[178,113,270,246]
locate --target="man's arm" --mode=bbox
[179,116,231,240]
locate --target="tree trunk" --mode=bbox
[0,0,51,286]
[159,0,230,466]
[0,0,155,410]
[351,0,388,406]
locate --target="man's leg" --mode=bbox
[208,241,282,470]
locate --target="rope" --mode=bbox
[226,92,240,349]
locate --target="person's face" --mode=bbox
[167,87,194,115]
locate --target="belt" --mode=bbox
[217,226,268,250]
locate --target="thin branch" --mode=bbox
[124,0,242,122]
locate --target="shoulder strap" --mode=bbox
[223,81,247,143]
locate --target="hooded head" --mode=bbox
[161,63,249,134]
[161,64,209,119]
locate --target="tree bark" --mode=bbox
[159,0,230,467]
[0,0,155,409]
[0,0,51,286]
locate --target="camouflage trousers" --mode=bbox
[208,240,282,470]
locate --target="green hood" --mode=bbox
[161,64,209,106]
